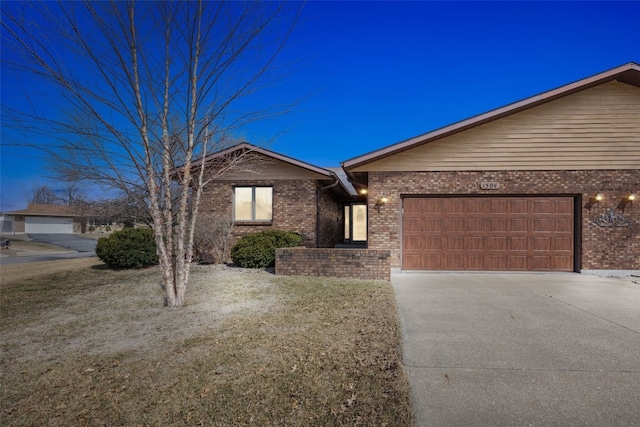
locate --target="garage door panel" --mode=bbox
[422,199,442,214]
[532,200,552,214]
[424,237,441,250]
[553,238,573,251]
[447,236,464,250]
[402,196,574,271]
[404,198,423,213]
[490,218,507,232]
[423,218,441,231]
[554,256,573,271]
[510,237,528,251]
[510,200,529,214]
[489,256,507,269]
[532,256,552,270]
[490,199,508,214]
[553,199,573,214]
[554,218,573,232]
[532,237,551,251]
[446,254,465,269]
[443,199,465,214]
[466,236,485,251]
[404,236,422,250]
[533,218,551,232]
[446,218,465,232]
[489,237,507,251]
[509,256,528,270]
[421,254,442,269]
[467,255,485,270]
[403,254,423,269]
[467,218,489,232]
[510,218,528,232]
[404,218,422,232]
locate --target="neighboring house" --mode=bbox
[341,62,639,275]
[4,204,84,234]
[199,143,365,249]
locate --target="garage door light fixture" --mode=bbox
[584,193,604,210]
[374,196,388,212]
[617,194,635,212]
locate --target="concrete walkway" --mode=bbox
[392,272,640,427]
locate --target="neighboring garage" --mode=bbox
[4,203,83,234]
[402,196,575,271]
[342,63,640,275]
[25,216,74,234]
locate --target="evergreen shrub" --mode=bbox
[231,230,302,268]
[96,227,158,269]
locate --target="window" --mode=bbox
[234,186,273,222]
[343,203,367,242]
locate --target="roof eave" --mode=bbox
[193,142,335,178]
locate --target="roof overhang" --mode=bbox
[342,62,640,171]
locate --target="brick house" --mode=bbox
[202,63,638,278]
[199,143,363,250]
[341,62,639,275]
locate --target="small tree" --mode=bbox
[2,1,301,307]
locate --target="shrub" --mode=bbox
[193,215,234,264]
[96,227,158,269]
[231,230,302,268]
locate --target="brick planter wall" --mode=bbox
[367,169,640,271]
[276,248,392,281]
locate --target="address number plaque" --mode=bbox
[479,182,500,190]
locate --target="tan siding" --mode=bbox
[354,81,640,172]
[211,154,329,180]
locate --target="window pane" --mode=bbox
[254,187,273,220]
[344,205,350,240]
[352,205,367,241]
[234,187,252,221]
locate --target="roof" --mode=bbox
[342,62,640,170]
[6,203,81,217]
[198,142,335,177]
[197,142,357,197]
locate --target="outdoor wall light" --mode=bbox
[617,194,635,212]
[585,193,604,210]
[359,188,368,195]
[374,196,388,212]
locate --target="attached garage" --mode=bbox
[342,63,640,275]
[25,216,74,234]
[402,196,575,271]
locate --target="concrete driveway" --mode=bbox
[28,233,98,252]
[0,234,97,265]
[392,272,640,426]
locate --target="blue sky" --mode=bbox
[1,1,639,211]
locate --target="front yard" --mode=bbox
[0,259,413,426]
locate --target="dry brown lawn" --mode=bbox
[1,259,413,426]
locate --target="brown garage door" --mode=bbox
[402,197,574,271]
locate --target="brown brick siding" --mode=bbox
[200,179,321,249]
[367,170,640,271]
[276,248,391,280]
[317,187,343,248]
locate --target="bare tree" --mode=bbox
[26,184,59,205]
[2,1,300,307]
